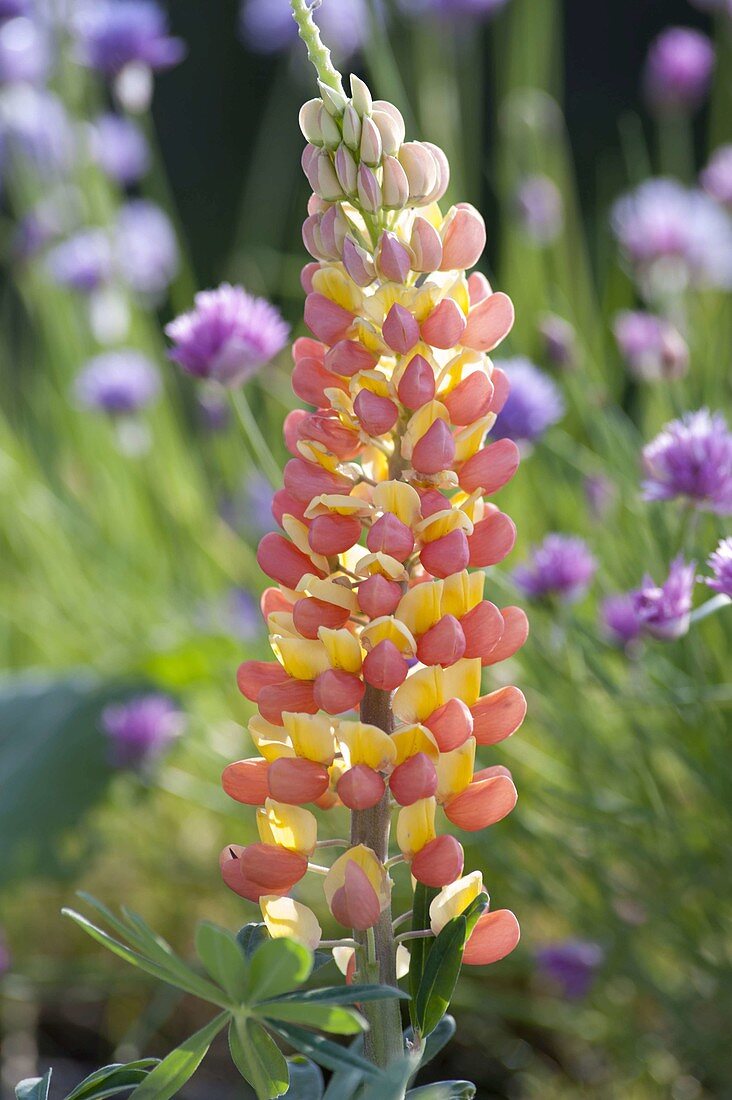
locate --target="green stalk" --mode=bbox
[228,389,282,489]
[290,0,345,94]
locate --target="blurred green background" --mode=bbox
[1,0,731,1097]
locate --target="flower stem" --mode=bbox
[228,389,282,489]
[290,0,345,95]
[689,593,731,625]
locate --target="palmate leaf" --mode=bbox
[270,1021,380,1079]
[237,922,269,958]
[248,937,313,1002]
[404,1015,456,1071]
[63,1060,160,1099]
[260,1001,365,1035]
[261,983,409,1008]
[128,1011,230,1100]
[229,1017,289,1100]
[195,921,250,1001]
[15,1071,51,1100]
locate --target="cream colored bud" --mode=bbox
[316,152,344,202]
[423,142,450,204]
[342,236,376,286]
[359,115,383,168]
[373,100,406,150]
[357,164,382,213]
[299,99,323,145]
[319,105,342,150]
[335,144,358,194]
[372,109,402,158]
[318,80,348,116]
[410,216,443,271]
[398,141,438,204]
[350,73,373,117]
[320,204,349,257]
[381,155,409,209]
[342,103,362,150]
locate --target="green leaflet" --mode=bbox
[413,895,488,1038]
[270,1021,380,1078]
[262,983,409,1008]
[261,1001,365,1035]
[195,920,250,1001]
[15,1072,51,1100]
[408,882,439,1017]
[284,1056,324,1099]
[128,1011,230,1100]
[406,1083,476,1099]
[63,1060,159,1099]
[229,1018,289,1100]
[248,937,313,1001]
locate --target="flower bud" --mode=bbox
[284,409,308,455]
[334,144,358,195]
[420,298,466,349]
[470,685,527,744]
[293,597,351,639]
[357,165,382,213]
[362,639,409,691]
[272,489,308,526]
[330,860,381,930]
[222,758,270,804]
[267,757,330,804]
[488,367,510,413]
[318,80,348,116]
[302,215,327,261]
[300,263,320,294]
[468,511,517,568]
[367,513,415,559]
[298,411,360,458]
[382,303,419,354]
[398,142,438,204]
[409,217,443,272]
[376,232,411,284]
[420,528,470,579]
[461,600,505,662]
[463,291,515,352]
[301,143,321,191]
[424,698,473,752]
[398,354,436,409]
[319,205,349,256]
[440,203,486,271]
[304,292,354,344]
[240,843,309,892]
[458,439,521,495]
[442,371,494,425]
[389,752,438,806]
[353,389,399,436]
[342,103,362,150]
[318,105,342,150]
[372,100,406,151]
[292,354,348,407]
[381,155,410,209]
[325,339,379,376]
[260,895,322,951]
[468,271,491,305]
[237,659,289,702]
[342,236,376,287]
[359,115,383,166]
[284,457,351,503]
[314,668,365,714]
[358,574,402,617]
[416,614,466,667]
[258,678,318,726]
[350,74,373,117]
[482,606,529,664]
[316,152,344,202]
[257,532,323,590]
[299,99,323,145]
[423,142,450,204]
[429,871,484,935]
[309,512,362,556]
[337,764,385,810]
[411,419,456,475]
[411,835,464,887]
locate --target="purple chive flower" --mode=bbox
[643,27,714,112]
[114,200,178,299]
[73,0,185,77]
[538,313,576,370]
[101,693,184,769]
[512,534,597,603]
[642,409,732,514]
[0,86,75,176]
[701,145,732,210]
[491,356,565,444]
[399,0,509,17]
[74,350,160,415]
[46,229,112,293]
[602,593,643,647]
[240,0,368,60]
[89,112,150,185]
[631,556,696,641]
[0,16,50,84]
[514,175,563,244]
[611,179,732,295]
[613,310,688,382]
[535,940,604,1000]
[702,537,732,598]
[166,283,289,387]
[0,0,30,20]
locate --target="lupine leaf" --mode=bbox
[262,984,409,1008]
[356,1053,420,1100]
[63,1060,160,1099]
[237,922,269,958]
[284,1056,324,1099]
[249,938,313,1002]
[261,1001,365,1035]
[404,1015,456,1071]
[320,1034,365,1099]
[229,1018,289,1100]
[406,1083,476,1099]
[128,1012,230,1100]
[408,883,438,1016]
[15,1071,51,1100]
[270,1022,380,1078]
[195,921,250,1001]
[413,894,489,1038]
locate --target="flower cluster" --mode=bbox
[641,409,732,515]
[220,72,524,972]
[603,556,697,646]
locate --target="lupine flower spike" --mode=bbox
[221,0,525,1069]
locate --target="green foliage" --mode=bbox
[15,1062,160,1100]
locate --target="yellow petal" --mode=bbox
[435,350,486,396]
[281,515,329,574]
[297,439,342,472]
[392,665,443,723]
[305,494,373,519]
[319,626,363,673]
[350,369,391,398]
[248,715,294,762]
[402,400,449,458]
[361,446,390,484]
[396,798,436,857]
[372,480,422,527]
[354,552,407,581]
[395,581,444,637]
[415,508,474,544]
[429,871,484,935]
[271,636,331,681]
[324,845,391,910]
[337,720,397,770]
[435,737,476,802]
[266,611,299,638]
[312,265,363,313]
[442,658,482,708]
[260,895,322,950]
[391,723,440,765]
[360,616,416,655]
[441,571,484,619]
[299,575,359,612]
[453,415,495,463]
[257,798,317,855]
[283,712,336,764]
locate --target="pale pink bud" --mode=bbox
[468,271,491,305]
[293,596,351,640]
[440,203,487,271]
[372,100,406,152]
[416,614,467,667]
[458,439,521,495]
[319,205,348,256]
[461,600,505,662]
[330,861,381,931]
[420,298,466,350]
[307,194,326,216]
[366,513,415,559]
[468,511,517,568]
[337,765,385,810]
[389,753,438,806]
[272,489,308,527]
[358,574,402,618]
[409,218,443,272]
[398,142,438,204]
[325,339,379,377]
[376,231,411,283]
[359,115,383,166]
[482,607,529,665]
[342,103,362,150]
[470,685,527,745]
[350,74,373,117]
[362,639,408,691]
[304,292,354,344]
[257,532,324,590]
[284,409,308,455]
[419,490,447,518]
[258,679,318,726]
[397,354,435,409]
[222,758,270,805]
[334,144,358,195]
[302,215,327,261]
[301,144,321,191]
[318,105,341,150]
[298,411,361,459]
[382,303,419,354]
[420,528,470,579]
[381,155,410,209]
[411,419,456,474]
[236,659,289,702]
[442,372,494,425]
[353,389,399,435]
[423,142,450,204]
[309,513,362,556]
[314,668,365,714]
[357,165,382,213]
[463,910,520,966]
[284,458,351,503]
[300,263,320,295]
[424,698,473,752]
[411,835,464,887]
[444,774,517,831]
[463,291,515,352]
[342,236,376,287]
[316,153,344,202]
[292,353,348,406]
[488,367,510,413]
[299,99,324,145]
[268,758,331,805]
[318,80,348,116]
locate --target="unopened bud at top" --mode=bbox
[342,103,362,150]
[318,80,348,117]
[373,101,406,153]
[359,115,383,166]
[350,73,373,118]
[299,99,323,146]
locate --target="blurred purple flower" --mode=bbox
[0,0,30,20]
[114,200,178,298]
[538,312,576,370]
[702,537,732,598]
[701,144,732,210]
[197,391,230,432]
[536,940,604,1000]
[225,588,262,640]
[513,534,597,603]
[74,350,160,415]
[400,0,509,17]
[240,0,368,60]
[632,556,696,640]
[0,86,75,176]
[514,174,563,244]
[611,179,732,294]
[0,16,50,84]
[166,283,289,387]
[46,229,112,293]
[643,27,714,112]
[642,409,732,514]
[73,0,185,77]
[584,474,616,522]
[491,356,564,443]
[245,472,277,535]
[89,112,150,185]
[613,310,688,381]
[102,693,184,769]
[602,593,643,647]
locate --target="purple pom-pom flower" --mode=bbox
[535,940,604,1000]
[166,283,289,387]
[73,0,185,77]
[514,174,563,244]
[700,145,732,210]
[613,310,688,381]
[0,16,50,85]
[702,538,732,598]
[46,229,112,293]
[0,86,75,177]
[641,409,732,514]
[632,556,696,641]
[114,199,178,299]
[101,693,184,769]
[491,356,565,444]
[602,593,643,647]
[643,27,714,112]
[74,350,160,415]
[89,112,150,185]
[513,533,597,603]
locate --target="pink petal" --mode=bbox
[463,910,520,966]
[462,292,515,352]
